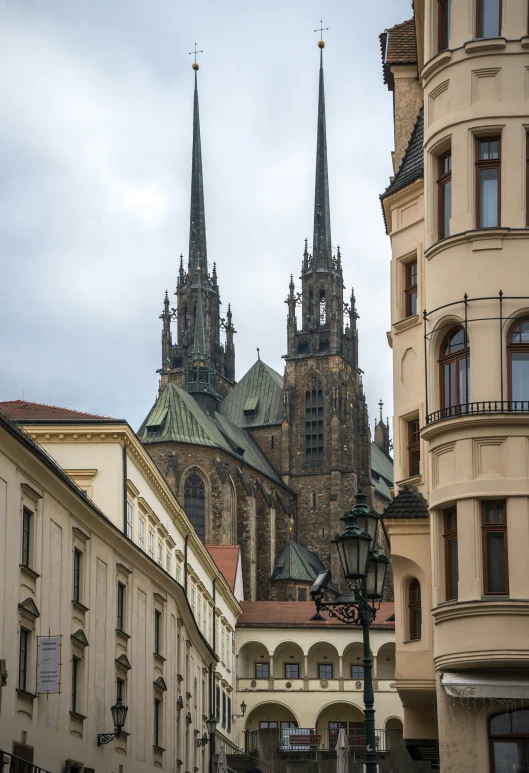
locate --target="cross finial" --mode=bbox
[314,20,328,47]
[378,399,384,422]
[257,347,260,361]
[189,42,203,70]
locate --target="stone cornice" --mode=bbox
[433,598,529,623]
[425,227,528,261]
[435,649,529,670]
[421,411,529,441]
[25,422,241,618]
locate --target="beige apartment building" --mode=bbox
[380,1,529,771]
[0,402,241,773]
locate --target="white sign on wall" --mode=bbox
[36,636,61,694]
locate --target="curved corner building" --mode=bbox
[380,2,529,771]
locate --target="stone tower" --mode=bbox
[282,42,373,584]
[159,65,235,398]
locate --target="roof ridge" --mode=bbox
[0,399,118,420]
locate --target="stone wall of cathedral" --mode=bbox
[144,440,295,601]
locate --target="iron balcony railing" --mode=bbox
[0,751,52,773]
[426,400,529,425]
[279,727,388,752]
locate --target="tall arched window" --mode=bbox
[408,578,421,640]
[305,376,324,463]
[183,472,206,541]
[439,326,470,416]
[319,289,327,326]
[508,319,529,409]
[489,710,529,772]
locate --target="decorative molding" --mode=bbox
[464,37,507,55]
[115,654,132,671]
[18,598,40,620]
[71,629,89,649]
[20,564,40,581]
[126,478,140,498]
[392,315,420,334]
[471,67,501,104]
[72,526,90,542]
[428,80,449,127]
[21,482,43,501]
[153,676,168,692]
[116,561,133,577]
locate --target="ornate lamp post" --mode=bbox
[97,698,128,745]
[310,490,389,773]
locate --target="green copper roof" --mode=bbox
[218,359,283,428]
[271,540,327,583]
[138,382,282,483]
[371,442,393,502]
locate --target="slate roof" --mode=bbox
[371,442,393,502]
[0,400,122,423]
[382,483,429,520]
[237,600,395,629]
[205,545,240,592]
[218,359,283,428]
[380,18,417,86]
[382,105,424,201]
[138,382,282,484]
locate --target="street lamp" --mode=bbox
[311,489,389,773]
[97,698,128,745]
[232,700,247,722]
[196,715,218,747]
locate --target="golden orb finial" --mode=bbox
[192,61,200,71]
[318,39,325,49]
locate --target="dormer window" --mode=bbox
[243,397,259,418]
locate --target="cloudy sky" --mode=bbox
[0,0,411,432]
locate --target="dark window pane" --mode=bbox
[511,321,529,344]
[410,609,422,640]
[318,664,333,679]
[443,180,452,237]
[184,473,206,541]
[480,0,501,38]
[446,537,458,599]
[486,532,506,593]
[512,711,529,734]
[409,290,417,316]
[491,712,512,735]
[285,663,299,679]
[255,662,270,679]
[511,353,529,402]
[439,0,451,50]
[351,665,364,679]
[492,741,529,770]
[484,502,505,524]
[479,167,499,227]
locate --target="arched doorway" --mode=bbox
[315,701,365,750]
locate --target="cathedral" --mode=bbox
[138,44,393,601]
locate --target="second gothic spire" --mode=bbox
[189,69,207,275]
[313,46,332,266]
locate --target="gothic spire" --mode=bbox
[313,41,332,266]
[188,62,207,275]
[192,265,207,356]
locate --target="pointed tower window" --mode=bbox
[305,376,324,463]
[184,472,206,541]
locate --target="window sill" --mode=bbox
[465,37,507,54]
[116,628,131,641]
[154,652,166,664]
[395,474,423,488]
[20,564,40,581]
[402,639,421,645]
[16,688,37,701]
[421,48,453,83]
[392,314,420,334]
[70,711,87,722]
[522,36,529,49]
[153,745,166,753]
[72,600,89,614]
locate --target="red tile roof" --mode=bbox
[237,601,395,629]
[0,400,121,422]
[205,545,240,592]
[380,18,417,86]
[385,19,417,64]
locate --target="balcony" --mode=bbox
[426,400,529,425]
[278,727,388,752]
[0,750,51,773]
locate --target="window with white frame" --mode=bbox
[197,594,202,629]
[148,530,155,559]
[157,541,163,566]
[166,552,171,573]
[139,518,145,551]
[202,602,207,635]
[126,500,133,539]
[176,562,181,584]
[191,587,196,615]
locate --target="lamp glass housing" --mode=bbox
[206,714,218,735]
[111,698,128,730]
[334,525,371,579]
[240,700,247,717]
[355,510,380,545]
[366,549,389,599]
